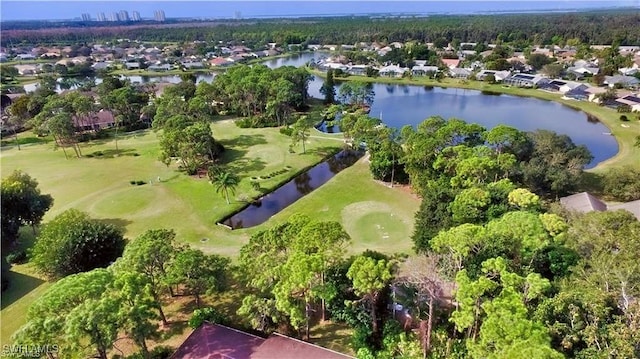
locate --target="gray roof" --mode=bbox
[560,192,607,213]
[560,192,640,220]
[608,200,640,221]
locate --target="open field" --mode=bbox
[0,119,419,346]
[312,70,640,172]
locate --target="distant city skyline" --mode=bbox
[75,8,163,21]
[1,1,638,21]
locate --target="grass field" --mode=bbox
[0,119,419,346]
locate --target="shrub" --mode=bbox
[6,250,27,264]
[93,151,103,156]
[279,126,294,136]
[251,181,261,191]
[189,307,228,329]
[135,180,146,186]
[130,180,137,185]
[235,118,253,128]
[620,115,629,121]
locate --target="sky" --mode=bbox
[0,1,638,21]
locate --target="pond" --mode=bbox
[220,149,362,229]
[266,52,618,168]
[23,51,618,168]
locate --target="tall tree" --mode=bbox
[111,272,160,358]
[1,170,53,243]
[13,269,118,359]
[115,229,182,324]
[31,209,125,279]
[320,69,336,104]
[209,169,240,204]
[347,255,395,340]
[291,115,313,154]
[166,249,230,308]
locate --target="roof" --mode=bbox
[608,200,640,221]
[560,192,607,213]
[172,323,354,359]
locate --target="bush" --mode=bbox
[251,181,261,191]
[130,180,137,185]
[6,250,27,264]
[93,151,103,156]
[189,307,228,329]
[235,118,253,128]
[620,115,629,121]
[603,166,640,201]
[279,126,294,136]
[136,180,146,186]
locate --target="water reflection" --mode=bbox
[221,149,362,229]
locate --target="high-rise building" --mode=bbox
[119,10,129,21]
[154,10,166,22]
[81,13,91,21]
[97,12,107,21]
[109,12,119,21]
[131,11,141,21]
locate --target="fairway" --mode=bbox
[0,119,420,345]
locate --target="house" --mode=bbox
[323,45,338,51]
[585,87,608,103]
[560,192,640,221]
[615,95,640,111]
[0,53,8,62]
[16,54,36,60]
[92,62,113,71]
[347,64,368,76]
[379,64,408,77]
[458,50,477,59]
[209,57,232,67]
[340,44,356,51]
[619,64,639,76]
[449,68,472,79]
[503,73,549,88]
[73,110,116,131]
[148,64,172,71]
[171,323,353,359]
[377,46,393,57]
[389,42,404,49]
[559,82,588,94]
[181,61,205,69]
[13,64,38,75]
[604,75,640,88]
[441,58,461,69]
[307,44,322,51]
[476,70,511,82]
[319,62,348,72]
[124,62,141,70]
[411,65,439,76]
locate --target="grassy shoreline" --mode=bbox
[310,69,640,172]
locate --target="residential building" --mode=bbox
[109,12,119,22]
[96,12,106,21]
[131,11,141,21]
[449,68,472,78]
[604,75,640,88]
[379,64,408,77]
[476,70,511,82]
[347,64,368,76]
[560,192,640,221]
[441,58,461,69]
[171,323,353,359]
[502,73,549,88]
[147,64,172,72]
[411,64,439,76]
[81,13,91,21]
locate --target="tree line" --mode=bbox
[2,10,640,47]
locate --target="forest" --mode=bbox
[2,10,640,47]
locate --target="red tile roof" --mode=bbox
[171,323,353,359]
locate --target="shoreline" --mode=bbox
[309,69,640,172]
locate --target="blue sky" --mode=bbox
[1,1,637,21]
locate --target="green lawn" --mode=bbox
[0,118,420,345]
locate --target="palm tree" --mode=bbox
[210,169,240,204]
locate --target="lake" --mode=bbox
[25,51,618,167]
